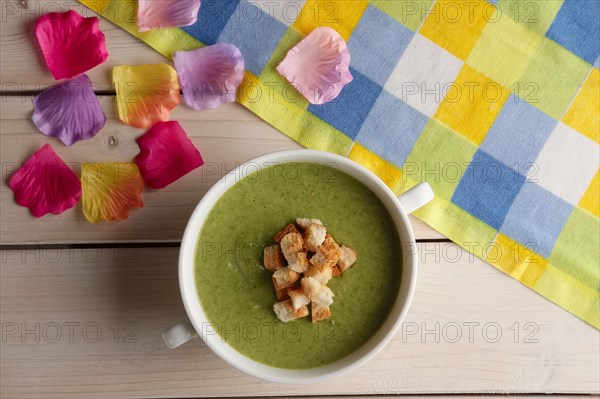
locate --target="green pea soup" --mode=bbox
[194,162,401,369]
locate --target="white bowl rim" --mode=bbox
[178,149,418,384]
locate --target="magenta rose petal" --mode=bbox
[135,121,204,189]
[32,74,106,146]
[276,27,353,105]
[9,144,81,218]
[173,43,245,110]
[35,10,108,80]
[137,0,201,32]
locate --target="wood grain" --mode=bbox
[0,0,165,91]
[0,96,445,243]
[1,244,598,398]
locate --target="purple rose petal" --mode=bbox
[32,74,106,146]
[174,43,245,110]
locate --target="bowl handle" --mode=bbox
[397,182,434,214]
[162,320,198,349]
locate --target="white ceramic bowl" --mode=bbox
[163,150,433,384]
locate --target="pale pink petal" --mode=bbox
[135,121,204,189]
[138,0,201,32]
[9,144,81,217]
[277,27,352,105]
[32,74,106,146]
[173,43,245,110]
[35,10,108,80]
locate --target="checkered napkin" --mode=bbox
[80,0,600,328]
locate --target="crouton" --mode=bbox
[300,276,321,300]
[273,299,309,322]
[304,223,327,252]
[311,302,331,323]
[304,263,333,284]
[309,251,330,270]
[274,223,299,243]
[288,286,310,310]
[272,267,299,290]
[310,234,342,270]
[286,251,309,273]
[280,232,304,257]
[296,218,323,229]
[274,285,289,301]
[320,234,342,260]
[313,284,334,306]
[300,277,334,306]
[263,244,286,272]
[266,218,357,323]
[337,245,357,272]
[331,264,341,277]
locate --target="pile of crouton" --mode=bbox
[263,218,357,323]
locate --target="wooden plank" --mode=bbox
[0,0,165,91]
[0,95,445,243]
[1,244,598,398]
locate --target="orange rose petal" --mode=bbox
[81,163,144,223]
[112,64,180,128]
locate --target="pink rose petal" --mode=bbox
[9,144,81,218]
[35,10,108,80]
[138,0,201,32]
[135,121,204,189]
[276,27,353,105]
[32,74,106,146]
[173,43,245,110]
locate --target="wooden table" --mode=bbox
[1,2,598,398]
